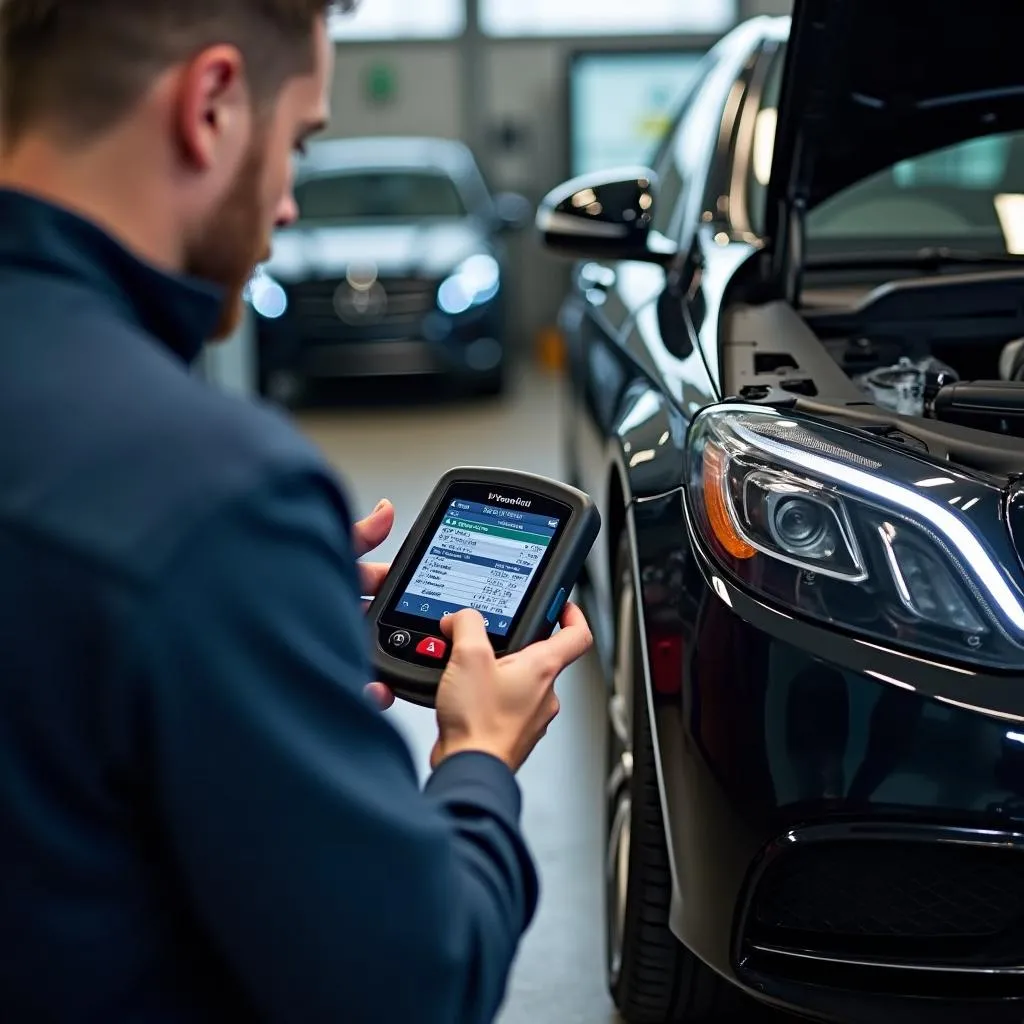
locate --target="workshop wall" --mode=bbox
[322,0,793,357]
[326,47,465,141]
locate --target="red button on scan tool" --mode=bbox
[416,636,447,659]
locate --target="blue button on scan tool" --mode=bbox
[546,587,568,624]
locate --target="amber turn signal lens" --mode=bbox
[703,443,756,559]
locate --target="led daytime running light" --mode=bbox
[728,418,1024,634]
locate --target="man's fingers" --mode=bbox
[358,561,389,599]
[522,601,593,676]
[439,603,591,677]
[352,499,394,557]
[364,682,395,711]
[440,607,486,640]
[547,692,561,721]
[558,599,589,633]
[441,608,495,664]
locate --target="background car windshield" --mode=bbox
[295,171,467,221]
[749,50,1024,254]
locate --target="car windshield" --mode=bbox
[294,170,466,222]
[749,50,1024,256]
[806,132,1024,255]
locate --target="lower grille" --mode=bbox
[289,276,437,343]
[745,839,1024,964]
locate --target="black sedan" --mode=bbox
[538,1,1024,1021]
[249,136,530,404]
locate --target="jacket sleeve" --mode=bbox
[128,463,539,1024]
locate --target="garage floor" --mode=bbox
[296,368,761,1024]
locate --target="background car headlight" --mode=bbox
[686,406,1024,668]
[437,254,500,315]
[245,267,288,320]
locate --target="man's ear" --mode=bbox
[174,44,251,171]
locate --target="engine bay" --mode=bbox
[720,267,1024,476]
[801,267,1024,421]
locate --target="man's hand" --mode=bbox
[430,603,593,773]
[353,499,396,711]
[364,682,395,711]
[353,498,394,598]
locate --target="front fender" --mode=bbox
[605,383,695,929]
[600,380,689,584]
[606,380,688,507]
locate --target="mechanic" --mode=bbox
[0,2,593,1022]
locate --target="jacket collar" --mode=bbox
[0,188,225,364]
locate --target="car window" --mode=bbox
[655,42,758,244]
[748,44,1024,253]
[649,83,699,236]
[807,133,1024,252]
[651,149,685,237]
[295,171,467,221]
[746,47,784,238]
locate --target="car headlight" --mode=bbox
[686,406,1024,669]
[437,254,500,315]
[245,268,288,319]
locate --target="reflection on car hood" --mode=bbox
[769,0,1024,227]
[264,220,489,282]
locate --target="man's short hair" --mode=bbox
[0,1,350,145]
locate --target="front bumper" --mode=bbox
[258,329,504,383]
[298,337,502,380]
[254,281,505,383]
[633,492,1024,1022]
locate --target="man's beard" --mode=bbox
[185,137,272,341]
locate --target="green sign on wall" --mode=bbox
[365,63,397,105]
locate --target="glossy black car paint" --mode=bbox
[547,4,1024,1021]
[628,486,1024,1022]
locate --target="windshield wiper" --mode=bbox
[805,246,1024,272]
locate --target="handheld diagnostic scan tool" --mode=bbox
[366,467,601,706]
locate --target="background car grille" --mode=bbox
[289,276,438,343]
[745,840,1024,961]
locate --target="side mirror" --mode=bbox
[493,192,533,232]
[536,167,678,265]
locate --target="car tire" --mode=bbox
[475,366,505,397]
[606,531,744,1024]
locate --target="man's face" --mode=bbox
[186,19,333,340]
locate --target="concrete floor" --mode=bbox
[295,368,766,1024]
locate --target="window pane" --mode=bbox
[295,172,466,221]
[570,52,707,176]
[746,48,785,237]
[746,46,1024,253]
[330,0,464,40]
[892,136,1010,190]
[481,0,736,37]
[808,132,1024,252]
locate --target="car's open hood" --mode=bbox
[767,0,1024,239]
